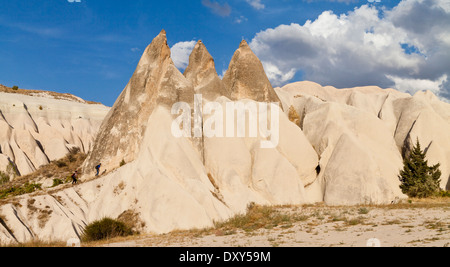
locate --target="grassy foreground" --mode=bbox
[1,197,449,247]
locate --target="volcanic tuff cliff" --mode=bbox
[222,40,281,104]
[1,31,449,245]
[0,88,109,177]
[83,30,195,176]
[184,40,230,101]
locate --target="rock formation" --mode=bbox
[222,40,281,104]
[391,91,450,190]
[0,90,109,176]
[275,81,450,204]
[83,30,195,176]
[184,40,230,101]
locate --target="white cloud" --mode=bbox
[0,19,63,38]
[386,74,448,96]
[246,0,265,10]
[262,62,296,87]
[249,0,450,100]
[235,15,248,24]
[202,0,232,17]
[170,41,196,71]
[219,69,227,79]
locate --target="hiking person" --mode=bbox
[95,163,101,176]
[71,171,78,185]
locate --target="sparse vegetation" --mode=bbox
[358,207,370,215]
[399,139,442,198]
[214,203,307,233]
[81,218,133,242]
[288,106,301,127]
[74,200,450,247]
[51,178,64,187]
[117,210,145,234]
[0,171,10,185]
[7,162,19,178]
[120,159,126,167]
[0,148,86,200]
[345,216,365,226]
[0,84,100,104]
[55,160,67,168]
[0,183,41,199]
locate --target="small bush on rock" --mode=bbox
[81,218,133,242]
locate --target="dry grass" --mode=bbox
[288,106,301,127]
[369,197,450,209]
[213,203,308,233]
[0,84,100,105]
[76,198,450,247]
[1,239,67,247]
[113,182,126,195]
[0,149,87,202]
[117,209,146,233]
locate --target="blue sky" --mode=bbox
[0,0,449,106]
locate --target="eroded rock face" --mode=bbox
[0,91,109,176]
[83,30,195,176]
[391,92,450,190]
[184,40,230,101]
[276,81,450,205]
[222,40,281,104]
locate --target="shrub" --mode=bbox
[0,171,10,185]
[67,154,75,163]
[438,191,450,198]
[81,218,133,242]
[12,85,18,91]
[0,183,41,199]
[55,160,67,168]
[20,183,42,195]
[120,159,126,167]
[399,139,442,198]
[358,207,370,215]
[51,178,64,187]
[7,162,19,177]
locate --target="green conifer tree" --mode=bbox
[399,139,441,198]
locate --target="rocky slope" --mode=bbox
[0,87,109,177]
[276,82,450,195]
[0,31,449,245]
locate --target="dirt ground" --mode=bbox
[96,201,450,248]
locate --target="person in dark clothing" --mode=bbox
[95,164,102,176]
[71,171,78,185]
